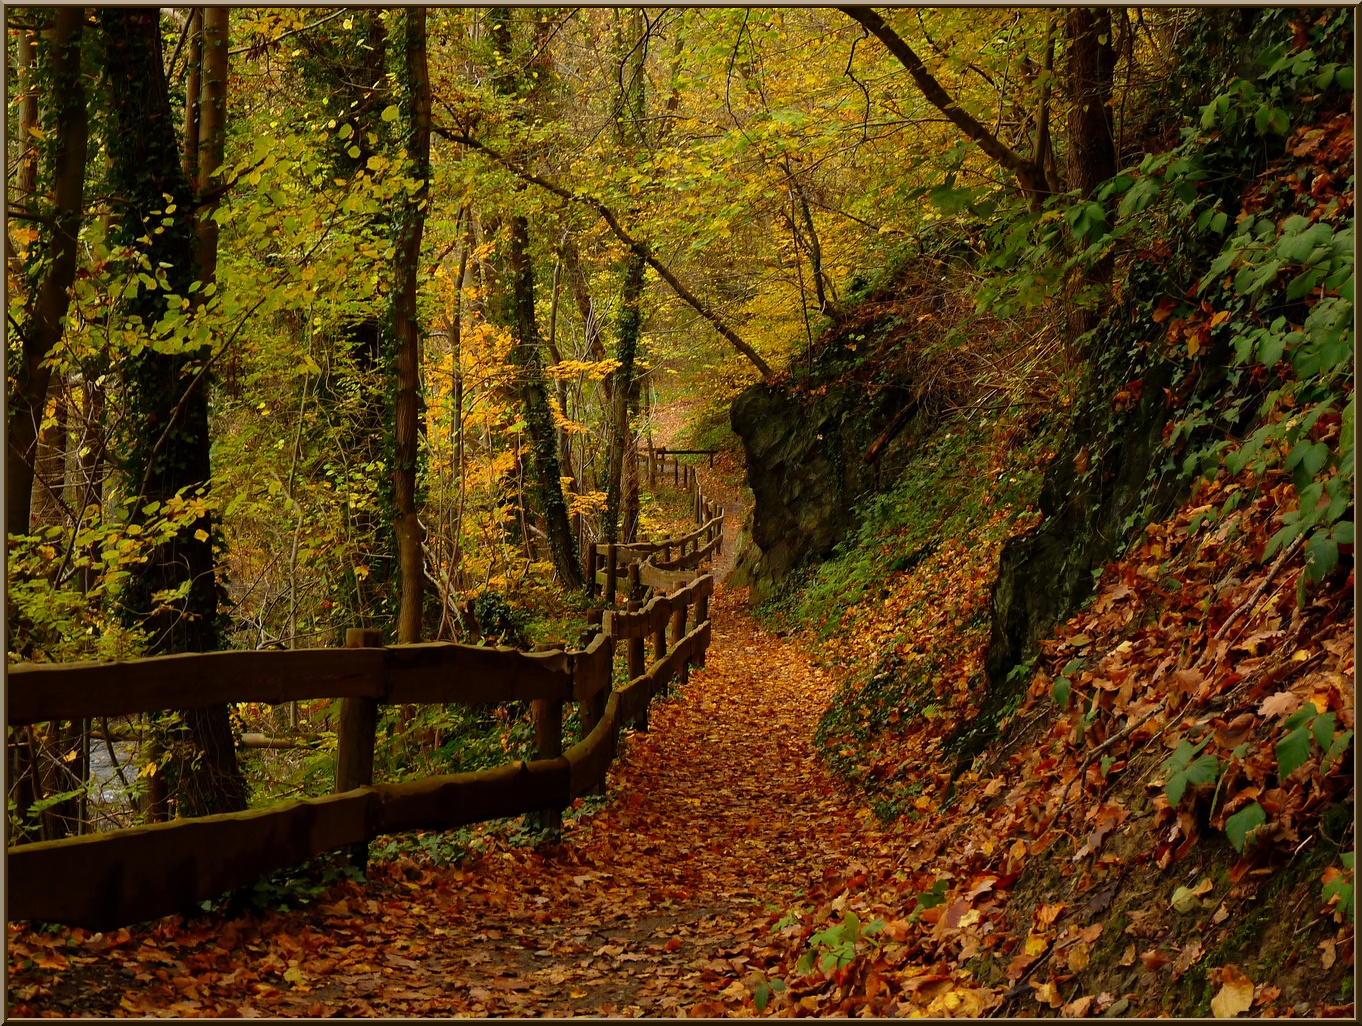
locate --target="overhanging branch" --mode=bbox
[434,124,774,380]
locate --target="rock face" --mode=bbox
[729,380,913,604]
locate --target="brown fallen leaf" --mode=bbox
[1319,938,1337,969]
[1140,947,1171,970]
[1257,691,1300,719]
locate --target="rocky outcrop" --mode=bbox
[729,379,915,604]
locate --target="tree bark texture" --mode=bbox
[1065,6,1118,341]
[391,7,432,644]
[1065,7,1118,202]
[100,6,245,818]
[605,253,645,544]
[507,216,584,590]
[7,7,87,539]
[194,6,227,285]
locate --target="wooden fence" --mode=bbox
[7,564,717,931]
[588,452,723,603]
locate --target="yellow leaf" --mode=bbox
[194,529,209,542]
[1211,965,1255,1018]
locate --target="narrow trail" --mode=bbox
[13,588,890,1019]
[325,589,886,1018]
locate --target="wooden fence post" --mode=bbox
[626,597,648,732]
[586,543,597,598]
[606,543,618,606]
[628,561,642,604]
[533,695,564,833]
[583,619,609,797]
[671,601,690,686]
[695,588,710,668]
[652,603,668,696]
[336,627,383,871]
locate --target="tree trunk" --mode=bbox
[181,8,201,183]
[604,253,645,543]
[1066,7,1118,202]
[194,6,227,284]
[1065,6,1118,342]
[507,216,584,589]
[6,7,87,540]
[391,7,431,644]
[100,6,245,818]
[15,21,38,201]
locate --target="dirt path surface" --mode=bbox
[9,588,887,1018]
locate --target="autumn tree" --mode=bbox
[99,6,245,817]
[6,7,87,542]
[485,6,583,590]
[389,7,432,643]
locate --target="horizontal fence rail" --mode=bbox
[7,571,716,931]
[9,446,729,931]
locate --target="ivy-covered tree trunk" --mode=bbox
[389,7,431,644]
[6,7,87,541]
[507,216,584,590]
[604,253,645,544]
[100,7,245,818]
[485,7,581,590]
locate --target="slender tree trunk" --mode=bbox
[1065,6,1118,342]
[181,8,201,183]
[486,7,582,589]
[15,22,38,201]
[1066,7,1118,202]
[100,6,245,818]
[194,6,227,283]
[7,8,87,540]
[391,7,432,644]
[74,377,106,596]
[507,216,583,589]
[605,253,645,543]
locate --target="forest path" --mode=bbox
[11,589,889,1018]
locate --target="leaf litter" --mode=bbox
[7,465,1354,1018]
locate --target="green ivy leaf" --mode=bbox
[1225,802,1267,853]
[1276,725,1312,779]
[1052,677,1072,710]
[1184,753,1222,788]
[1285,702,1320,731]
[1305,532,1339,583]
[1312,711,1337,750]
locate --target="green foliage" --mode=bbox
[217,853,365,915]
[1276,701,1354,780]
[471,590,530,648]
[794,910,885,976]
[1162,737,1222,808]
[1225,802,1267,854]
[1322,851,1355,922]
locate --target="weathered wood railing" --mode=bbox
[588,454,723,603]
[6,566,716,931]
